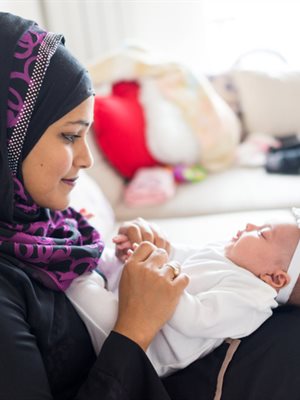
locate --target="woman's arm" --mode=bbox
[0,290,170,400]
[0,242,188,399]
[76,331,172,400]
[113,241,189,351]
[0,269,53,399]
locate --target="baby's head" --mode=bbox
[224,217,300,305]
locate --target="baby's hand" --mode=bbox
[79,208,95,220]
[113,233,132,262]
[112,218,171,262]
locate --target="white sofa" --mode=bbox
[71,139,299,249]
[71,67,300,246]
[71,165,295,248]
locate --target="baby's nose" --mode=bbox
[245,223,257,231]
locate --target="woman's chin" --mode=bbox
[45,195,71,211]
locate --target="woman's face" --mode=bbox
[22,96,94,210]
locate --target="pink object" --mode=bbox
[124,167,176,206]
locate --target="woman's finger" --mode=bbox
[143,246,168,270]
[160,264,178,281]
[120,223,143,245]
[160,261,181,280]
[132,218,155,243]
[127,241,157,263]
[153,235,167,250]
[151,225,171,254]
[172,272,190,291]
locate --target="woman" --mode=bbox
[0,12,189,399]
[1,12,300,400]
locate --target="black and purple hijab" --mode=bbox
[0,13,104,291]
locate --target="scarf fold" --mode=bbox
[0,13,104,291]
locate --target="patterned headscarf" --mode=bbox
[0,13,104,291]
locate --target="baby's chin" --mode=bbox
[223,245,234,264]
[223,239,234,254]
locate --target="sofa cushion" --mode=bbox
[149,208,294,246]
[106,208,294,249]
[233,69,300,136]
[87,122,300,222]
[114,167,300,220]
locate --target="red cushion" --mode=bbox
[93,81,158,179]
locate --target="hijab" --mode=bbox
[0,13,104,291]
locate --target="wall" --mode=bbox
[0,0,45,26]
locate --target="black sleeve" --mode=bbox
[76,332,171,400]
[3,260,300,400]
[0,263,171,400]
[0,303,169,400]
[0,274,53,399]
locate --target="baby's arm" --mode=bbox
[99,247,124,293]
[66,271,119,355]
[167,274,277,339]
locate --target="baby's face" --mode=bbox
[224,222,300,277]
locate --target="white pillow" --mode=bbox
[70,170,115,241]
[233,69,300,136]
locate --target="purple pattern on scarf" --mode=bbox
[7,29,46,129]
[0,27,104,291]
[0,177,104,291]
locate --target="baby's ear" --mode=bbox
[260,270,290,290]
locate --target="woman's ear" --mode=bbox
[260,270,290,290]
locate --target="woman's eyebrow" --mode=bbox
[64,120,91,127]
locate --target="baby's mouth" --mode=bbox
[231,230,243,242]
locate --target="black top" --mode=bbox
[0,257,171,400]
[164,304,300,400]
[2,254,300,400]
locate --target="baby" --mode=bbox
[66,216,300,377]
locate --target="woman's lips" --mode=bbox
[61,177,78,187]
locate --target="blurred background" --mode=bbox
[2,0,300,233]
[1,0,300,73]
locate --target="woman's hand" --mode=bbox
[113,241,189,351]
[113,218,171,262]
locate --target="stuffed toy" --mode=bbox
[90,46,242,181]
[93,81,158,179]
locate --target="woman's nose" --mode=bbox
[75,141,94,169]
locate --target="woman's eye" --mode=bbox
[61,133,80,143]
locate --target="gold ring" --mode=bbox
[164,261,181,278]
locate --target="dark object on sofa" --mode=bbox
[266,134,300,174]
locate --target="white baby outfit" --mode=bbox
[66,241,278,377]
